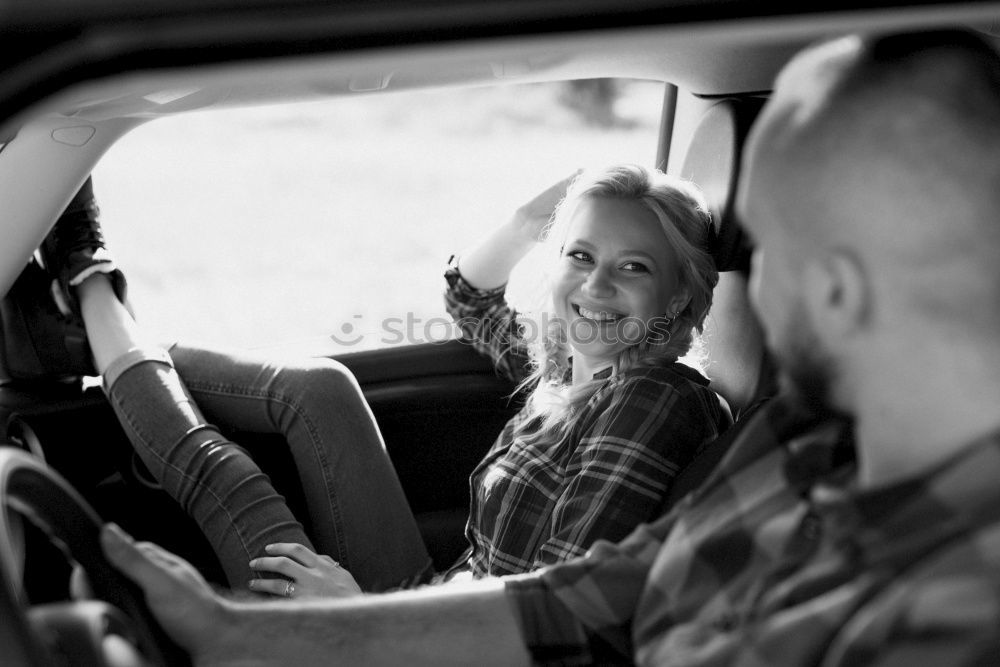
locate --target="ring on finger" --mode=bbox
[283,580,295,598]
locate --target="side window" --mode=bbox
[94,80,663,354]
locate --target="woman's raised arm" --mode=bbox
[456,172,577,289]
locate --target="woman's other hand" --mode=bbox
[248,543,364,599]
[512,171,579,242]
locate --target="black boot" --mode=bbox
[39,176,127,318]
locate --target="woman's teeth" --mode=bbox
[577,305,623,322]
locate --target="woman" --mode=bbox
[47,165,725,598]
[439,165,725,577]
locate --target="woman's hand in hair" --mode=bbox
[512,171,580,242]
[456,171,580,289]
[248,543,364,599]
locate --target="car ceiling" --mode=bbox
[1,0,1000,299]
[3,1,1000,125]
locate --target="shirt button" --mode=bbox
[801,514,822,541]
[714,612,736,631]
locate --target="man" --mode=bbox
[102,29,1000,665]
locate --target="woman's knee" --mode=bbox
[272,357,363,406]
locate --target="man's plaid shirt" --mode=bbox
[444,266,727,576]
[507,397,1000,666]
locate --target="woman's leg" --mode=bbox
[166,343,433,592]
[79,274,314,589]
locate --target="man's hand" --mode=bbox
[249,543,363,599]
[100,523,229,656]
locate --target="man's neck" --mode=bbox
[840,334,1000,488]
[854,392,1000,489]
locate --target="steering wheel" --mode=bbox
[0,446,190,666]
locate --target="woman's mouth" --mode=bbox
[574,304,625,323]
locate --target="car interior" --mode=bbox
[2,1,999,665]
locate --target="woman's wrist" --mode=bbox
[454,220,534,290]
[509,208,547,245]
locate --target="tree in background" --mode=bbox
[558,79,621,127]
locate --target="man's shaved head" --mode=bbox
[742,30,1000,337]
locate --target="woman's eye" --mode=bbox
[621,261,649,273]
[567,250,592,263]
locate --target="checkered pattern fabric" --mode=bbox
[444,266,727,576]
[508,398,1000,666]
[443,262,533,384]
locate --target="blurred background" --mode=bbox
[94,79,663,354]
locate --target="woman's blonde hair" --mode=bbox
[514,164,718,444]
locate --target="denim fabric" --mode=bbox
[102,344,432,592]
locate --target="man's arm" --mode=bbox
[214,582,530,667]
[101,525,530,666]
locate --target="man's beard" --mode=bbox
[776,297,839,416]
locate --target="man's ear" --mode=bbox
[803,249,869,339]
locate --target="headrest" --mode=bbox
[680,97,773,417]
[680,97,764,273]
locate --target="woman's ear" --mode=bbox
[667,288,691,319]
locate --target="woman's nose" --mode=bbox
[582,266,615,298]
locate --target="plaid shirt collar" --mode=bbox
[693,395,855,501]
[578,360,709,384]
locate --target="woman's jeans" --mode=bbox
[101,343,432,592]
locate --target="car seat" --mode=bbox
[665,97,778,506]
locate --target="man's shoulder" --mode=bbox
[899,517,1000,591]
[826,519,1000,666]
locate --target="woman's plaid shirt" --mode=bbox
[444,265,727,576]
[507,397,1000,666]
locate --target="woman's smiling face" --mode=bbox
[551,195,687,370]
